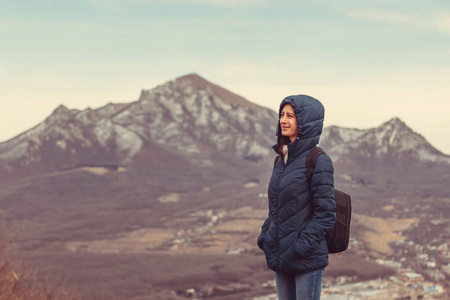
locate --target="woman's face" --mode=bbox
[280,104,298,143]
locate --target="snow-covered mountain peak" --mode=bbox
[114,74,277,156]
[160,74,266,112]
[1,75,449,178]
[321,118,450,164]
[370,117,431,153]
[45,104,77,122]
[52,104,70,114]
[0,74,279,175]
[385,117,403,125]
[376,116,410,134]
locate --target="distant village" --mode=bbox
[165,197,449,300]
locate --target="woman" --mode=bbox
[257,95,336,300]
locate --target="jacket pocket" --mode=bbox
[294,230,306,258]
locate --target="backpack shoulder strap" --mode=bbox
[306,146,326,182]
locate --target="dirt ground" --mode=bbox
[64,210,416,258]
[353,213,417,255]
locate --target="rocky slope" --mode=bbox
[0,74,277,178]
[320,118,450,163]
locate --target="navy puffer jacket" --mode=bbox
[257,95,336,273]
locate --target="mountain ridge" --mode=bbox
[0,74,277,179]
[1,74,449,180]
[321,117,450,163]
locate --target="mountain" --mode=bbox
[320,117,450,164]
[0,74,277,180]
[1,72,449,181]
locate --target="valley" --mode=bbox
[0,74,449,299]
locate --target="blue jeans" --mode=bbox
[275,269,324,300]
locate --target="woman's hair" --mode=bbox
[278,135,290,154]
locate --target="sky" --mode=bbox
[1,0,449,154]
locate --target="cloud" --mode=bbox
[433,12,450,33]
[346,10,450,34]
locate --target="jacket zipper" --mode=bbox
[276,157,286,270]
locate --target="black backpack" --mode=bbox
[306,147,351,254]
[273,147,352,254]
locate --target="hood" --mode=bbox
[273,94,325,155]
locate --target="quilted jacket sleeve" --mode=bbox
[295,153,336,258]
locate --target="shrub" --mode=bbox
[0,218,85,300]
